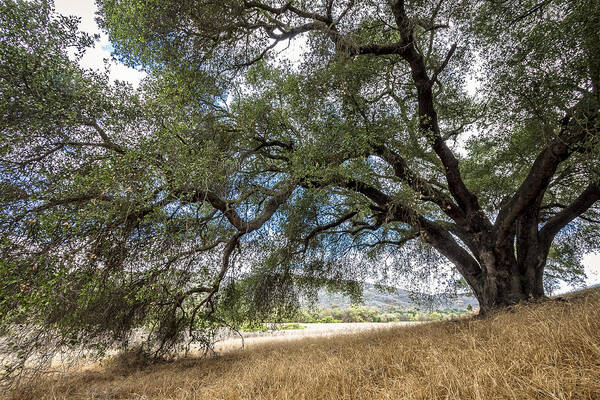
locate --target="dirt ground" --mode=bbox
[214,322,419,352]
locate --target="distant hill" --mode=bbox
[316,283,479,311]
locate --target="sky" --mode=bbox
[53,0,600,291]
[54,0,146,86]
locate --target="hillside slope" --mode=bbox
[8,288,600,400]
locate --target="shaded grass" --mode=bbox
[6,288,600,400]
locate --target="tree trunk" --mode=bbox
[477,270,545,313]
[474,242,548,314]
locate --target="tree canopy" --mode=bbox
[1,0,599,383]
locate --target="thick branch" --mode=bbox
[357,231,420,249]
[244,0,331,23]
[414,217,484,297]
[198,180,296,233]
[495,107,598,243]
[374,145,467,224]
[388,0,486,225]
[540,182,600,244]
[83,120,125,155]
[430,43,457,84]
[340,178,391,207]
[32,194,114,213]
[316,173,484,294]
[351,42,407,56]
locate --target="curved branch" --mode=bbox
[185,232,243,331]
[4,144,65,166]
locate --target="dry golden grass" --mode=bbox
[6,287,600,400]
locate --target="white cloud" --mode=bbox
[53,0,146,87]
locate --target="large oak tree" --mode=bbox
[97,0,600,310]
[1,0,599,383]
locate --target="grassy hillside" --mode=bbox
[7,288,600,400]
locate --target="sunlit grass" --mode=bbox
[7,287,600,400]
